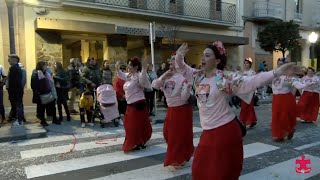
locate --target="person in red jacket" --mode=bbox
[113,65,127,125]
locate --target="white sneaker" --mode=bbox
[88,123,94,127]
[12,120,23,127]
[81,123,86,128]
[166,166,176,172]
[119,118,124,126]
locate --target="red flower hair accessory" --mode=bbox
[213,41,226,55]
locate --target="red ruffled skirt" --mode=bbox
[271,94,297,139]
[122,100,152,152]
[163,104,194,166]
[192,119,243,180]
[239,99,257,126]
[297,91,319,122]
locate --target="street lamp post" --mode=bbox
[308,32,318,67]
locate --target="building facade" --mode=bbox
[243,0,320,70]
[0,0,247,106]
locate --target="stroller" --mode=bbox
[93,84,120,128]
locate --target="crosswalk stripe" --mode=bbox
[240,154,320,180]
[17,124,165,146]
[25,138,201,179]
[89,142,280,180]
[91,162,192,180]
[294,141,320,150]
[20,127,203,159]
[24,138,279,179]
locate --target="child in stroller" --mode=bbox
[93,84,120,128]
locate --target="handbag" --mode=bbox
[40,92,54,104]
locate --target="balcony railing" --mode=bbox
[253,1,283,20]
[63,0,237,24]
[294,12,303,21]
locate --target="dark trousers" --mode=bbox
[38,100,57,123]
[57,101,70,120]
[0,89,4,119]
[145,91,155,114]
[9,98,24,123]
[80,107,93,123]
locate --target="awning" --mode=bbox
[175,31,248,45]
[35,17,116,34]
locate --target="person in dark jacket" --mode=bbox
[7,54,24,127]
[67,58,81,114]
[81,57,102,94]
[156,62,168,106]
[101,60,113,85]
[53,62,71,122]
[31,61,60,126]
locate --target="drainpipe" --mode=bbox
[284,0,287,21]
[6,0,15,54]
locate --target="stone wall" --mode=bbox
[35,31,62,67]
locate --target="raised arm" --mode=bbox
[234,63,304,95]
[138,68,152,89]
[152,70,174,90]
[115,62,127,81]
[175,43,197,81]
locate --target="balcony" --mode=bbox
[253,1,283,21]
[62,0,237,26]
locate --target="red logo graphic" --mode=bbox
[295,155,311,174]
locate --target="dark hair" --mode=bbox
[128,56,142,72]
[36,61,47,71]
[307,67,315,72]
[244,58,252,68]
[206,44,227,70]
[54,61,63,72]
[87,57,95,62]
[8,54,20,62]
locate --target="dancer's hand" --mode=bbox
[115,61,121,71]
[161,70,174,80]
[274,63,304,76]
[176,43,189,56]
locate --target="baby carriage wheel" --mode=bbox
[113,119,119,127]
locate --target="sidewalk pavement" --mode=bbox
[0,97,272,143]
[0,106,169,143]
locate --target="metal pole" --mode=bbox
[149,22,157,116]
[312,43,315,67]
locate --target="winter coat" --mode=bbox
[101,68,113,85]
[31,70,56,104]
[67,64,81,88]
[7,64,23,101]
[81,62,102,87]
[53,69,69,103]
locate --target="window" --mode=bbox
[294,0,302,13]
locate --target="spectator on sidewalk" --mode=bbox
[53,62,71,122]
[156,62,167,103]
[144,63,157,116]
[67,58,81,114]
[79,90,94,128]
[7,54,24,127]
[101,60,113,85]
[0,64,6,126]
[81,57,101,95]
[113,65,127,125]
[31,61,60,127]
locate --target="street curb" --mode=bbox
[0,125,47,143]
